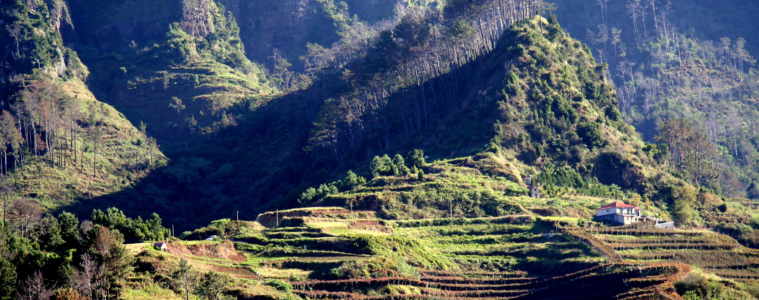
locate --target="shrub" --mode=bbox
[371,155,394,177]
[330,258,407,279]
[656,182,698,225]
[676,273,754,300]
[392,154,411,176]
[53,288,85,300]
[339,170,366,190]
[577,122,606,149]
[592,152,644,190]
[265,279,292,293]
[195,272,231,300]
[299,170,366,204]
[408,149,426,169]
[90,208,169,243]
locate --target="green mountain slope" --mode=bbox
[64,0,276,143]
[69,1,556,227]
[2,0,752,235]
[1,2,757,299]
[301,16,710,226]
[0,0,164,209]
[551,0,759,199]
[59,0,747,234]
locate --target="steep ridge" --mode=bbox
[63,0,276,143]
[0,0,163,209]
[67,3,710,229]
[56,0,546,227]
[301,16,701,224]
[220,0,402,71]
[1,0,732,230]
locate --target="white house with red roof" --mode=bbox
[594,201,641,225]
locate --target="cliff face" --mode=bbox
[63,0,181,50]
[223,0,400,70]
[55,0,401,142]
[227,0,340,70]
[62,0,275,142]
[0,0,83,96]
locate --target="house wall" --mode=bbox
[596,207,640,217]
[595,212,641,225]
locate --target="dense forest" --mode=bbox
[0,0,757,299]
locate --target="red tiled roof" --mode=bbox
[599,201,638,210]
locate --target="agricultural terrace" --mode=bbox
[127,207,715,299]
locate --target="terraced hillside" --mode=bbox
[315,154,672,223]
[125,207,723,299]
[585,226,759,283]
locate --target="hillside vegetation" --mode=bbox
[2,0,752,235]
[553,0,759,199]
[293,16,729,229]
[0,0,758,299]
[0,0,164,210]
[65,0,277,141]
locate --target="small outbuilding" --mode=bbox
[655,221,675,229]
[594,201,641,225]
[154,242,168,251]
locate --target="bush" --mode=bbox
[90,208,169,243]
[371,153,415,178]
[656,182,698,225]
[536,164,626,198]
[330,257,413,279]
[392,154,411,176]
[592,152,645,191]
[299,170,366,205]
[371,155,394,177]
[538,164,585,188]
[339,170,366,190]
[265,279,292,293]
[53,288,85,300]
[577,122,606,149]
[676,273,754,300]
[408,149,426,169]
[195,272,231,300]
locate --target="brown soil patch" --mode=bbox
[209,265,259,279]
[167,241,246,262]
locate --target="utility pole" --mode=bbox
[2,190,7,230]
[236,210,240,235]
[449,198,453,224]
[275,209,279,228]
